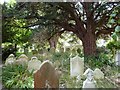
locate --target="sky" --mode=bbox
[0,0,11,4]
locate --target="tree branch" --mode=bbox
[58,3,86,33]
[96,27,115,36]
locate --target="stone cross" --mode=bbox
[82,68,96,88]
[34,60,61,89]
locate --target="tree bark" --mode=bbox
[81,32,96,56]
[48,33,60,49]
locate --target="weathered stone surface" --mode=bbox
[93,68,104,79]
[15,54,29,66]
[70,55,84,77]
[83,68,96,88]
[34,60,61,89]
[27,57,41,73]
[115,51,120,66]
[5,54,16,66]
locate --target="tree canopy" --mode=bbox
[2,2,120,56]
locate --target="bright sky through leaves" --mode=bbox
[0,0,15,4]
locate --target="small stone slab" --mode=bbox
[93,68,104,79]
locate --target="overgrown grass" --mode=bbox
[2,64,34,88]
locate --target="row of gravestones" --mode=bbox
[4,54,118,88]
[5,54,41,73]
[70,55,104,88]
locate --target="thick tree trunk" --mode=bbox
[82,32,96,56]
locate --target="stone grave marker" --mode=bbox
[5,54,16,66]
[115,51,120,66]
[34,60,61,89]
[82,68,96,88]
[15,54,29,66]
[27,57,41,73]
[93,68,104,79]
[70,55,84,77]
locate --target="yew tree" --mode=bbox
[3,2,119,56]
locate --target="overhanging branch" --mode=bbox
[96,27,115,36]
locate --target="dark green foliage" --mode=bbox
[84,53,114,69]
[2,64,34,88]
[51,51,70,70]
[106,26,120,54]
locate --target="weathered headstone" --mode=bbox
[27,57,41,73]
[15,54,29,66]
[70,55,84,77]
[5,54,16,66]
[34,60,61,89]
[93,68,104,79]
[115,51,120,66]
[82,68,96,88]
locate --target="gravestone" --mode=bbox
[5,54,16,66]
[82,68,96,88]
[15,54,29,66]
[34,60,61,89]
[27,57,41,73]
[115,51,120,66]
[93,68,104,79]
[70,55,84,77]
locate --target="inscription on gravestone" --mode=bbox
[34,60,61,89]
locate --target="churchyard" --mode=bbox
[2,48,120,89]
[1,1,120,89]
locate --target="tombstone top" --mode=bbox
[94,68,104,75]
[18,54,29,60]
[94,68,103,73]
[70,55,84,61]
[8,54,14,58]
[31,56,38,61]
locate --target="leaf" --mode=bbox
[115,26,120,32]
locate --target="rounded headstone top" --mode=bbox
[94,68,103,73]
[8,54,15,58]
[18,54,29,60]
[31,56,38,61]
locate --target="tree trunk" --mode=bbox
[48,34,58,49]
[82,32,96,56]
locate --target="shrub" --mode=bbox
[2,64,34,88]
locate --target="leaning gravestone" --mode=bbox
[115,51,120,66]
[5,54,16,66]
[27,57,41,73]
[70,55,84,77]
[34,60,61,89]
[15,54,29,66]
